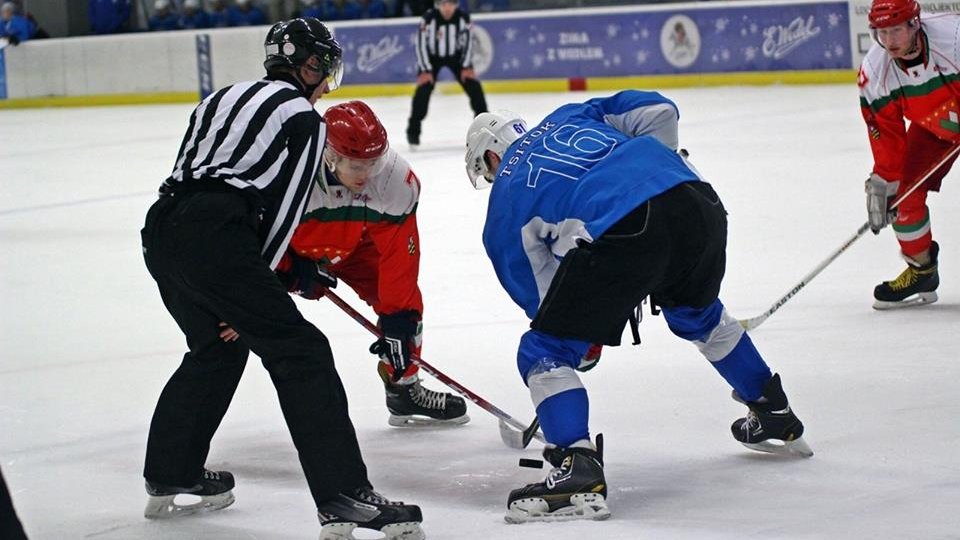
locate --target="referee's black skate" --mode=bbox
[317,487,424,540]
[505,435,610,523]
[731,374,813,458]
[380,364,469,427]
[144,469,235,519]
[873,241,939,310]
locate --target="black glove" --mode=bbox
[276,254,337,300]
[369,310,419,381]
[6,34,19,46]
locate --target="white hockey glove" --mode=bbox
[865,173,899,234]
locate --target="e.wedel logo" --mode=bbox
[762,16,821,60]
[357,36,404,73]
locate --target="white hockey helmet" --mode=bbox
[464,111,528,189]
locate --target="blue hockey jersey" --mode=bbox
[482,90,701,319]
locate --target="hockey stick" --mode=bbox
[322,289,545,449]
[739,143,960,331]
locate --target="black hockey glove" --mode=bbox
[276,254,337,300]
[370,311,419,381]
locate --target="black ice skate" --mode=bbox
[380,364,469,427]
[873,242,939,310]
[505,435,610,524]
[405,125,420,149]
[731,374,813,458]
[317,487,424,540]
[144,469,236,519]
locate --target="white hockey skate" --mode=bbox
[144,470,236,519]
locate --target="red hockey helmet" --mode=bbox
[323,101,388,160]
[868,0,920,29]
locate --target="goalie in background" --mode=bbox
[859,0,956,309]
[405,0,488,148]
[464,91,813,524]
[278,100,469,427]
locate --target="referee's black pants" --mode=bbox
[407,57,488,139]
[0,465,27,539]
[140,192,370,505]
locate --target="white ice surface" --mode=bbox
[1,85,958,539]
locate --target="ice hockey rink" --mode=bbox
[1,84,958,539]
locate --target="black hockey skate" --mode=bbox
[380,364,469,427]
[874,241,939,310]
[731,374,813,458]
[405,125,420,148]
[317,487,424,540]
[144,469,235,519]
[505,435,610,524]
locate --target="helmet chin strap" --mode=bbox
[293,58,325,97]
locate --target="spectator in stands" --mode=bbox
[301,0,326,19]
[11,0,47,38]
[393,0,427,17]
[1,2,32,45]
[89,0,131,34]
[329,0,361,20]
[148,0,179,31]
[228,0,267,26]
[208,0,230,27]
[179,0,210,29]
[358,0,387,18]
[474,0,507,12]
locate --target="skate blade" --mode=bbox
[320,521,425,540]
[505,492,611,524]
[144,491,235,519]
[873,291,937,310]
[388,413,470,427]
[741,436,814,458]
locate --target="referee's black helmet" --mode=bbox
[264,18,343,89]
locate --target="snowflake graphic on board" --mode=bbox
[711,48,731,63]
[827,12,841,28]
[504,27,518,41]
[636,49,649,64]
[532,54,544,68]
[744,46,758,61]
[607,24,619,39]
[714,18,729,33]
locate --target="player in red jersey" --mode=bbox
[858,0,958,308]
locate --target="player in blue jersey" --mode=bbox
[463,90,813,524]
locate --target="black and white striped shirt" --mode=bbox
[161,78,325,270]
[415,8,474,72]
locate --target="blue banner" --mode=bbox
[334,2,850,85]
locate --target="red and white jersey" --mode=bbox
[858,13,960,180]
[289,147,424,317]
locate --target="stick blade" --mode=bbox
[499,419,527,449]
[499,417,542,449]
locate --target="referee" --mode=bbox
[406,0,488,147]
[139,17,423,535]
